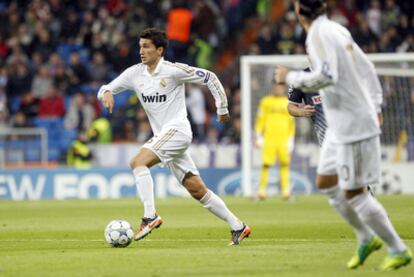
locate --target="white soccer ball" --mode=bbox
[104,220,134,248]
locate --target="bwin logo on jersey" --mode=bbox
[142,93,167,103]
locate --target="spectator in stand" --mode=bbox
[53,64,72,95]
[166,0,193,62]
[5,45,29,66]
[274,21,296,55]
[31,65,52,99]
[89,33,110,61]
[366,0,382,37]
[87,117,112,144]
[0,108,9,132]
[69,52,89,88]
[112,42,136,73]
[256,24,276,55]
[353,14,378,52]
[38,84,65,118]
[397,34,414,53]
[18,92,39,123]
[6,62,32,97]
[60,8,80,42]
[47,52,64,77]
[64,92,95,133]
[381,0,400,31]
[0,67,7,103]
[12,111,32,128]
[29,51,44,73]
[89,51,110,85]
[31,29,55,61]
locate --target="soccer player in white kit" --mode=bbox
[98,28,251,245]
[275,0,412,271]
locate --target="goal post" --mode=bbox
[240,53,414,197]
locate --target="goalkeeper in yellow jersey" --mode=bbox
[255,80,295,200]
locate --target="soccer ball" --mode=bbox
[104,220,134,248]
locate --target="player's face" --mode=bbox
[139,38,163,66]
[273,83,285,96]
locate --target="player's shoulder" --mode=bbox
[162,60,194,73]
[288,85,303,98]
[123,63,144,74]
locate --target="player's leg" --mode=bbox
[277,137,293,200]
[182,173,251,245]
[317,131,378,268]
[131,128,184,241]
[258,137,277,200]
[171,152,250,245]
[341,136,411,270]
[130,147,160,219]
[258,164,270,200]
[130,147,163,241]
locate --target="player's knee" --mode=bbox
[129,156,145,169]
[316,175,337,189]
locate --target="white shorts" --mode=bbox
[317,129,337,176]
[337,136,381,190]
[142,128,199,183]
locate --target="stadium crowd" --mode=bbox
[0,0,413,155]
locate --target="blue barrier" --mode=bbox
[0,167,316,200]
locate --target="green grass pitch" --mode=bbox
[0,195,413,276]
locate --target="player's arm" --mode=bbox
[354,46,383,121]
[276,31,338,92]
[288,102,315,118]
[254,99,266,148]
[173,63,229,122]
[97,66,135,113]
[286,85,315,117]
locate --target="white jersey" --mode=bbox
[286,15,383,144]
[97,58,228,136]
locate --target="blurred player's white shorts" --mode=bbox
[317,129,337,176]
[142,128,199,183]
[337,135,381,190]
[318,130,380,190]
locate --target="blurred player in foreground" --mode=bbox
[275,0,411,271]
[255,80,295,200]
[98,28,251,245]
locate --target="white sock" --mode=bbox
[322,186,374,244]
[200,190,243,231]
[133,167,156,219]
[348,192,407,254]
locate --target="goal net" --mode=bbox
[240,53,414,196]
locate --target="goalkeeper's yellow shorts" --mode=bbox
[262,137,293,166]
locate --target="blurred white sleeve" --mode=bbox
[286,28,338,92]
[173,63,228,115]
[97,66,135,100]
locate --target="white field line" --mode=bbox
[1,238,413,243]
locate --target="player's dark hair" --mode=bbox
[140,28,169,56]
[297,0,326,20]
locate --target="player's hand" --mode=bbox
[301,105,315,117]
[102,91,114,114]
[218,113,230,122]
[377,112,383,126]
[274,66,289,84]
[254,132,263,148]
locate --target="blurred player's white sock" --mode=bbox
[200,190,244,231]
[133,167,156,219]
[322,185,374,244]
[348,192,407,254]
